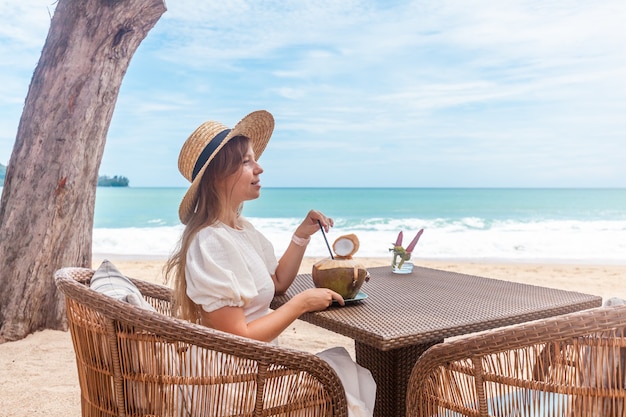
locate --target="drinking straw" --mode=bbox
[317,220,334,259]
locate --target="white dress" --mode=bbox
[185,217,376,417]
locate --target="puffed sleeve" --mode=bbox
[185,222,277,313]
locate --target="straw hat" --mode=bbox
[177,110,274,224]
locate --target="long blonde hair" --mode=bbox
[165,135,251,322]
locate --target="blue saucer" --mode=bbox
[334,291,368,304]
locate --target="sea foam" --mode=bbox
[92,216,626,264]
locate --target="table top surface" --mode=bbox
[271,265,603,351]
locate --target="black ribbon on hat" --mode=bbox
[191,128,231,181]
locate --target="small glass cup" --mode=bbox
[392,262,414,274]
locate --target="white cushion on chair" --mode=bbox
[91,259,156,311]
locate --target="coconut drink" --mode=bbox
[312,234,370,299]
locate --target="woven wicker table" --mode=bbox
[271,265,602,417]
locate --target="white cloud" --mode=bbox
[1,0,625,186]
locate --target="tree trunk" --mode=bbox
[0,0,166,343]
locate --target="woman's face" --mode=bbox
[222,143,264,206]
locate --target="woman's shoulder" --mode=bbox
[195,222,231,239]
[238,216,256,230]
[190,225,240,255]
[194,220,256,238]
[192,219,262,246]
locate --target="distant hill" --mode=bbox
[0,167,129,187]
[98,175,129,187]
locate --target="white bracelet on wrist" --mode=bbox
[291,233,311,247]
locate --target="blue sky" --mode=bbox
[1,1,625,188]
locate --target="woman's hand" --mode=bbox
[274,210,335,294]
[292,287,345,310]
[294,209,334,239]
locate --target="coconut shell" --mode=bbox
[332,234,360,259]
[312,258,369,299]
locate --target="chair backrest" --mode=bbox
[55,267,348,417]
[407,304,626,417]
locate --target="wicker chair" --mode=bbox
[407,304,626,417]
[55,267,348,417]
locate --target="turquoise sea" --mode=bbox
[93,187,626,264]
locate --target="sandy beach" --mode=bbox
[1,257,625,416]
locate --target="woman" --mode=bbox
[166,110,375,416]
[166,109,346,337]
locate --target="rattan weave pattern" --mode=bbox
[272,265,603,351]
[55,267,348,417]
[407,304,626,416]
[271,265,602,417]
